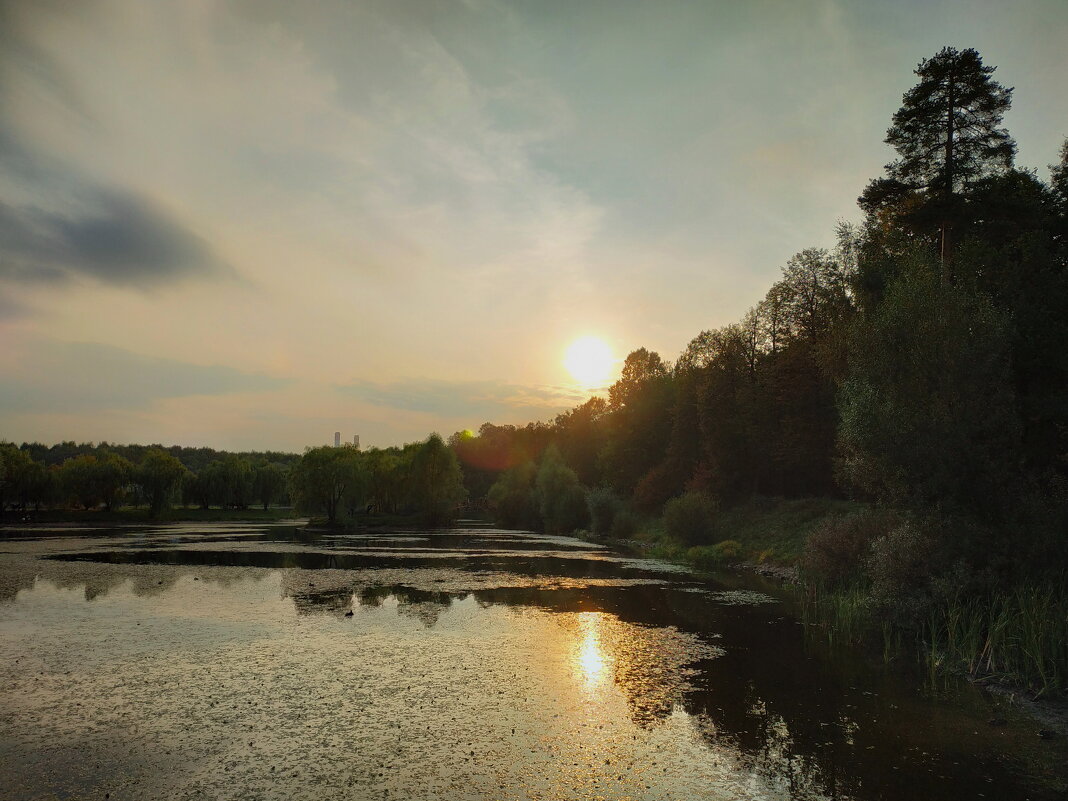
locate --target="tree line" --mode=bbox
[0,442,296,517]
[287,435,466,526]
[0,434,468,527]
[4,48,1066,592]
[453,47,1068,612]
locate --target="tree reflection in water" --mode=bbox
[1,522,1063,800]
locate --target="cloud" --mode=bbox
[2,0,1066,453]
[0,132,232,287]
[0,189,228,287]
[336,377,587,422]
[0,340,290,414]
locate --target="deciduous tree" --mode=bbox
[253,462,287,510]
[289,445,365,523]
[408,434,466,526]
[137,449,186,517]
[534,446,588,535]
[838,253,1021,518]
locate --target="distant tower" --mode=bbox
[334,431,341,448]
[353,434,360,449]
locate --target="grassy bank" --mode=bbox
[612,495,1068,698]
[631,495,867,569]
[706,495,868,563]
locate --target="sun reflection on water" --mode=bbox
[574,611,610,687]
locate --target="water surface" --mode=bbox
[1,521,1063,800]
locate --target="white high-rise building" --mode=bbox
[353,434,360,449]
[333,431,341,447]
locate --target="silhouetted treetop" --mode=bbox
[883,46,1015,199]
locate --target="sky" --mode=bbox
[1,0,1066,452]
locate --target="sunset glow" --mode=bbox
[1,2,1064,454]
[563,337,615,388]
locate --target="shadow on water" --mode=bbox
[11,523,1068,800]
[44,547,662,580]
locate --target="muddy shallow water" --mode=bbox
[0,521,1064,800]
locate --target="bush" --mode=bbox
[867,519,940,629]
[686,546,720,571]
[663,491,718,546]
[587,487,623,537]
[686,539,744,570]
[632,462,680,512]
[535,447,589,534]
[544,483,588,534]
[586,488,639,539]
[610,509,638,539]
[487,463,537,529]
[713,539,743,560]
[801,510,896,587]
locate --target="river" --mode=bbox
[0,521,1063,800]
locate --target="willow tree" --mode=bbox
[137,449,186,517]
[408,434,466,526]
[289,445,365,523]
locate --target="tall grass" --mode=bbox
[801,584,872,648]
[926,583,1068,696]
[802,580,1068,695]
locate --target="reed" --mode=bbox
[801,583,872,647]
[801,577,1067,695]
[924,581,1068,695]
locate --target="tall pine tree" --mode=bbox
[860,47,1015,263]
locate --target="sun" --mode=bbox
[564,336,614,388]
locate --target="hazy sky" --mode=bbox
[2,0,1066,451]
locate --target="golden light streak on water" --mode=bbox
[574,611,610,688]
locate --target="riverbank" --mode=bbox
[594,496,1068,740]
[612,495,865,570]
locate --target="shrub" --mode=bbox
[610,509,638,539]
[867,519,940,629]
[632,462,680,512]
[713,539,743,560]
[535,447,589,534]
[586,489,639,540]
[487,463,537,529]
[587,487,622,537]
[801,510,896,587]
[686,539,743,571]
[663,491,718,546]
[686,546,720,571]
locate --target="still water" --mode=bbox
[0,521,1063,800]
